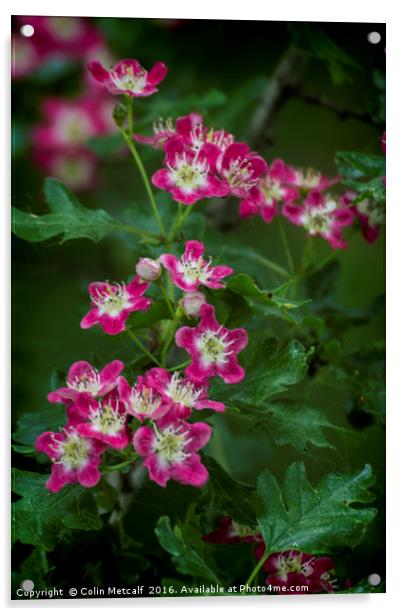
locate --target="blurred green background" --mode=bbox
[12,17,385,588]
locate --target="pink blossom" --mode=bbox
[286,166,340,192]
[80,277,152,336]
[35,426,105,492]
[133,420,211,487]
[160,240,233,292]
[217,142,268,198]
[182,291,206,317]
[146,367,225,420]
[203,516,261,545]
[340,191,384,244]
[135,257,161,282]
[32,97,114,150]
[133,113,203,150]
[48,359,124,404]
[240,159,299,223]
[256,546,337,594]
[117,374,168,422]
[88,58,168,97]
[34,148,97,191]
[152,139,228,205]
[74,394,130,449]
[283,190,355,249]
[175,303,248,384]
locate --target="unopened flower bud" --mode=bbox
[183,291,206,318]
[113,103,127,128]
[135,258,161,282]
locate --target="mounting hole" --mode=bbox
[367,573,381,586]
[20,24,35,38]
[367,31,381,44]
[20,579,35,591]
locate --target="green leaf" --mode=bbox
[12,178,118,244]
[13,409,63,447]
[257,462,377,555]
[249,400,340,453]
[155,516,221,584]
[342,176,385,204]
[12,469,102,550]
[197,458,257,527]
[335,151,385,179]
[127,298,172,330]
[226,273,309,324]
[210,338,309,408]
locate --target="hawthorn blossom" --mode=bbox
[135,257,161,282]
[32,97,114,150]
[88,59,168,97]
[256,546,337,594]
[80,277,151,336]
[217,142,268,199]
[34,148,97,191]
[340,191,384,244]
[160,240,233,292]
[48,359,124,404]
[203,516,261,545]
[133,420,211,487]
[286,166,340,192]
[176,303,248,384]
[12,35,41,79]
[152,139,228,205]
[182,291,206,317]
[36,426,105,492]
[74,394,129,449]
[146,368,225,420]
[117,374,168,422]
[240,159,299,223]
[133,112,203,150]
[283,190,355,249]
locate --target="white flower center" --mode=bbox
[295,168,322,189]
[130,386,161,417]
[89,401,125,436]
[165,372,202,407]
[67,369,101,395]
[57,111,92,145]
[178,255,213,285]
[261,177,283,203]
[52,430,90,470]
[110,65,147,94]
[153,425,191,464]
[91,283,130,317]
[226,157,257,191]
[169,154,209,193]
[198,329,233,365]
[302,200,337,235]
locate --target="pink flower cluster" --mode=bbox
[135,110,385,248]
[203,517,337,594]
[32,95,115,190]
[37,244,247,491]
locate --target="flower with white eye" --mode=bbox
[88,58,168,97]
[47,359,124,404]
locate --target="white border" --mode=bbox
[3,1,401,614]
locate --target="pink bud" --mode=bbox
[135,258,161,282]
[183,291,206,318]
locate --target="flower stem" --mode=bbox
[276,215,295,274]
[167,203,194,243]
[102,459,137,473]
[126,329,162,366]
[250,252,289,279]
[241,549,270,594]
[119,98,166,237]
[167,360,191,372]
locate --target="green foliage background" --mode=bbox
[12,18,385,597]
